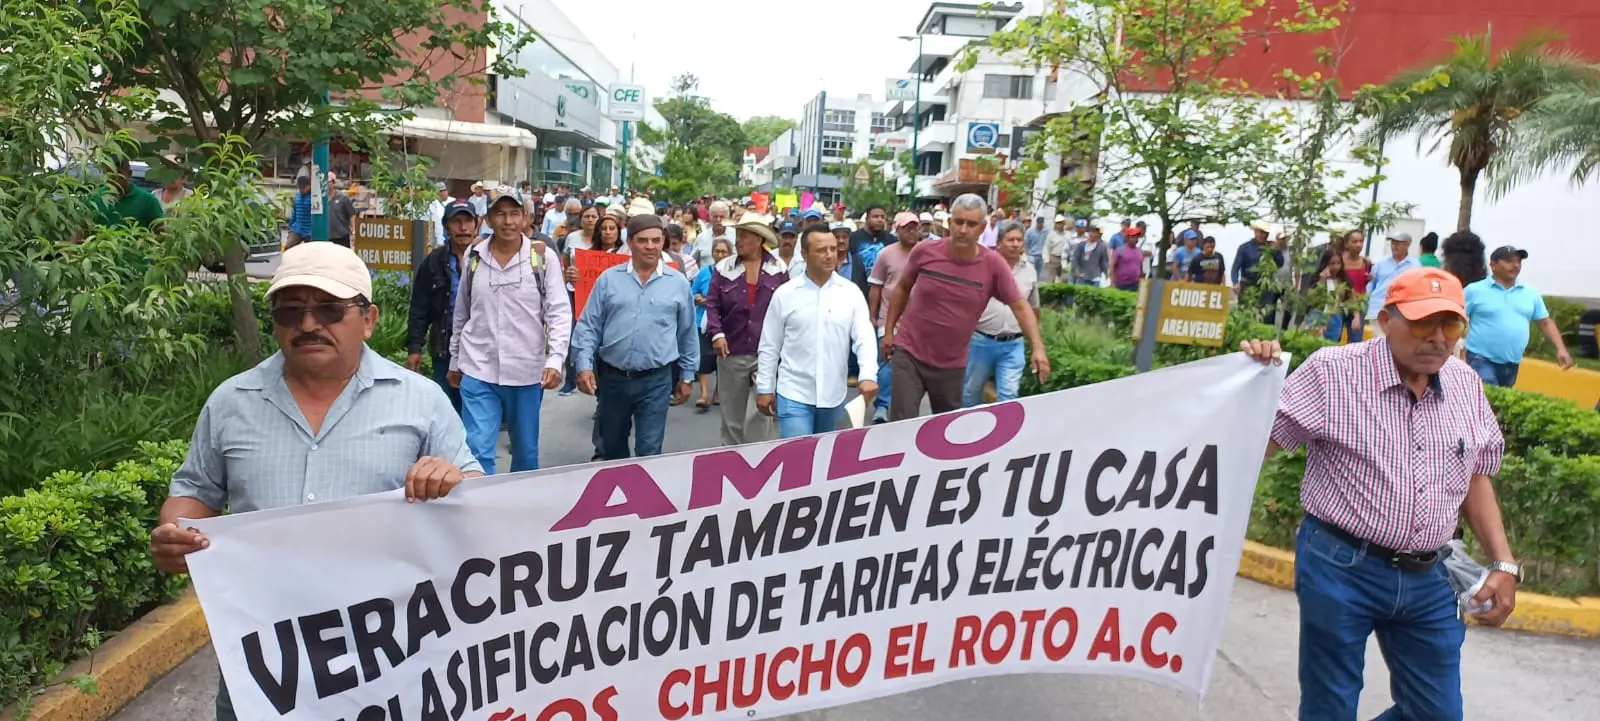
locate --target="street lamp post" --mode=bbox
[899,34,924,199]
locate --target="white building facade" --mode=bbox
[794,91,894,204]
[492,0,634,190]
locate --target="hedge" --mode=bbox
[0,441,192,709]
[1031,283,1600,596]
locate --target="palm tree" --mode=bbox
[1364,28,1597,231]
[1490,90,1600,196]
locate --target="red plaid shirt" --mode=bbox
[1271,338,1505,551]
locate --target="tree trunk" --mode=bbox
[1456,166,1480,231]
[1155,214,1172,279]
[224,240,263,363]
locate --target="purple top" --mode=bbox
[704,252,789,356]
[1113,244,1145,286]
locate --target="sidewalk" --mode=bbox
[110,579,1599,721]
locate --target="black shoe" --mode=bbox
[591,453,605,462]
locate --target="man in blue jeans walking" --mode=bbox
[571,213,698,459]
[448,194,571,474]
[1463,245,1573,386]
[756,224,878,437]
[866,212,922,423]
[1241,267,1523,721]
[963,219,1039,407]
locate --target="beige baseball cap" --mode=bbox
[268,242,373,300]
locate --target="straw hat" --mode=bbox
[731,214,777,247]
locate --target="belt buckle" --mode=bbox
[1391,550,1438,573]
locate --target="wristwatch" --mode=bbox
[1489,560,1523,583]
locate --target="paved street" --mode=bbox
[111,392,1599,720]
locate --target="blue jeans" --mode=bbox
[874,353,893,412]
[460,375,544,474]
[1296,517,1464,721]
[596,364,672,459]
[776,394,844,438]
[430,355,462,413]
[1464,351,1519,387]
[962,333,1025,407]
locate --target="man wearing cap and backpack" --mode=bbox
[447,193,571,474]
[1463,245,1574,386]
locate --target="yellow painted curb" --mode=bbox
[1,588,210,721]
[1237,540,1600,638]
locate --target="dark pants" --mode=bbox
[596,363,673,459]
[888,348,963,421]
[1465,351,1520,387]
[1295,517,1464,721]
[329,236,351,248]
[430,355,462,413]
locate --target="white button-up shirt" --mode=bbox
[449,237,572,387]
[756,270,878,408]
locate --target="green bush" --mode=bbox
[0,441,192,709]
[1482,384,1600,458]
[1038,282,1138,331]
[1529,296,1587,358]
[1026,306,1600,596]
[1494,449,1600,596]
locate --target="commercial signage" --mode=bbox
[1133,279,1231,347]
[886,78,916,101]
[185,354,1284,721]
[1010,124,1044,159]
[352,217,419,272]
[565,79,598,106]
[608,83,648,122]
[966,122,1000,153]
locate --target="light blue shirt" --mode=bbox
[169,347,478,514]
[1024,227,1049,258]
[571,261,700,383]
[1464,277,1549,364]
[1365,255,1419,318]
[1170,245,1199,278]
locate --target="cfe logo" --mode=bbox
[612,87,643,104]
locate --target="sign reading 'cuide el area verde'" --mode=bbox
[1132,279,1230,347]
[352,217,420,273]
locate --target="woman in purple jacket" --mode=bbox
[705,216,790,446]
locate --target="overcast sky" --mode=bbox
[550,0,931,121]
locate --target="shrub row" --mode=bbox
[1030,285,1600,596]
[0,441,192,709]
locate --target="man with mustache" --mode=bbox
[1240,267,1520,721]
[149,242,480,721]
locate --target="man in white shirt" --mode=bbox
[963,219,1041,407]
[694,200,735,267]
[756,225,879,437]
[427,184,452,247]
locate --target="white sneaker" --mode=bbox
[872,407,888,424]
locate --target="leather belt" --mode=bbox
[597,361,671,379]
[977,330,1023,342]
[1310,516,1442,573]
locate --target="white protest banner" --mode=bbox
[185,353,1286,721]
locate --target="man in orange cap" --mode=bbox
[1238,267,1519,720]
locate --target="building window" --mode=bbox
[822,137,853,158]
[824,109,856,133]
[982,74,1033,99]
[870,113,893,134]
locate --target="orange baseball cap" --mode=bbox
[1385,267,1465,320]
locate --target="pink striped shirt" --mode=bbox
[1271,338,1505,551]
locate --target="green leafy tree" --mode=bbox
[0,0,270,497]
[971,0,1342,275]
[1363,28,1597,231]
[647,74,749,195]
[91,0,530,360]
[742,115,798,147]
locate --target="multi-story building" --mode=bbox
[794,92,895,205]
[880,2,1064,206]
[740,146,770,186]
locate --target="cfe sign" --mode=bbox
[608,84,647,121]
[1133,279,1230,348]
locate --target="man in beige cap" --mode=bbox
[150,242,480,634]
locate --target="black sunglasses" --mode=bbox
[271,300,365,327]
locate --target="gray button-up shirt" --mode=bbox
[449,237,572,386]
[571,261,699,383]
[169,347,479,514]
